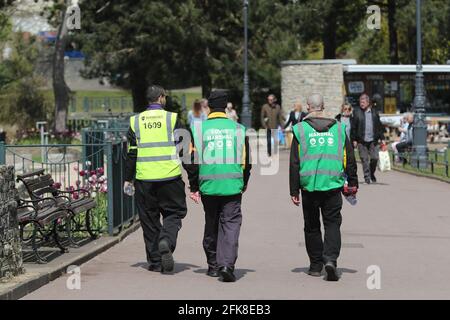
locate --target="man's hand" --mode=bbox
[190,191,201,204]
[342,186,358,197]
[291,195,301,206]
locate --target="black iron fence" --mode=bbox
[0,124,137,236]
[392,149,449,178]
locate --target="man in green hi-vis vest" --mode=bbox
[290,93,358,282]
[124,85,196,274]
[187,90,252,283]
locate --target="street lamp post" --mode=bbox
[241,0,252,128]
[412,0,428,169]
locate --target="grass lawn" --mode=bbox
[354,148,449,182]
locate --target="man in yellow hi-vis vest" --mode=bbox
[124,85,194,274]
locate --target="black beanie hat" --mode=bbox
[208,90,228,110]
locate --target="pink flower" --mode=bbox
[100,185,107,193]
[72,192,79,200]
[52,182,62,190]
[96,167,104,175]
[79,170,86,177]
[90,170,96,176]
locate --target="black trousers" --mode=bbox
[266,128,277,157]
[301,189,343,270]
[358,142,379,180]
[135,178,187,267]
[201,194,243,269]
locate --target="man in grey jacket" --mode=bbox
[260,94,285,157]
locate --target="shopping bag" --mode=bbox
[278,127,285,146]
[378,150,391,172]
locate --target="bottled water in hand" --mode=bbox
[124,183,135,196]
[344,194,357,206]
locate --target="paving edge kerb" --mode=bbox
[0,222,141,300]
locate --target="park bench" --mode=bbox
[16,169,98,263]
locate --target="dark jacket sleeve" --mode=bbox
[175,120,199,192]
[243,136,252,190]
[124,127,137,182]
[350,111,358,143]
[289,133,301,196]
[374,111,385,142]
[283,111,294,129]
[344,135,359,188]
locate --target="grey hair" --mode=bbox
[307,93,324,110]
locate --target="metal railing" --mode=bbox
[70,96,134,114]
[392,149,449,178]
[0,127,137,236]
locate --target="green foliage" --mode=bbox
[0,32,53,130]
[349,0,450,64]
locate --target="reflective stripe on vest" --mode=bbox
[293,121,346,192]
[297,122,343,162]
[134,113,174,148]
[199,172,244,182]
[193,118,245,196]
[130,110,181,181]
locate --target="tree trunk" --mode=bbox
[201,76,212,99]
[387,0,399,64]
[53,6,70,133]
[322,9,337,59]
[130,71,149,113]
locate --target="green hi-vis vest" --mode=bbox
[130,109,181,181]
[292,121,346,192]
[192,118,245,196]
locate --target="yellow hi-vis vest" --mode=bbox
[129,109,181,181]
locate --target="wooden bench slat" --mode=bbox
[17,169,45,180]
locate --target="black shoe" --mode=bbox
[371,175,377,183]
[325,262,339,281]
[307,270,322,277]
[219,267,236,282]
[307,265,323,277]
[159,239,174,273]
[148,264,162,272]
[364,178,371,184]
[207,267,219,278]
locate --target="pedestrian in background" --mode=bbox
[392,113,414,163]
[188,90,252,283]
[260,94,285,158]
[284,102,306,148]
[290,93,358,281]
[350,94,385,184]
[124,85,194,274]
[335,103,353,138]
[188,99,207,128]
[225,102,239,122]
[200,98,210,116]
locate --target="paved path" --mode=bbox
[23,151,450,299]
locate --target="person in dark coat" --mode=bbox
[350,94,385,184]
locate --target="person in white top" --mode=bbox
[225,102,239,122]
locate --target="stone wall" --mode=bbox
[281,60,353,116]
[0,166,24,282]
